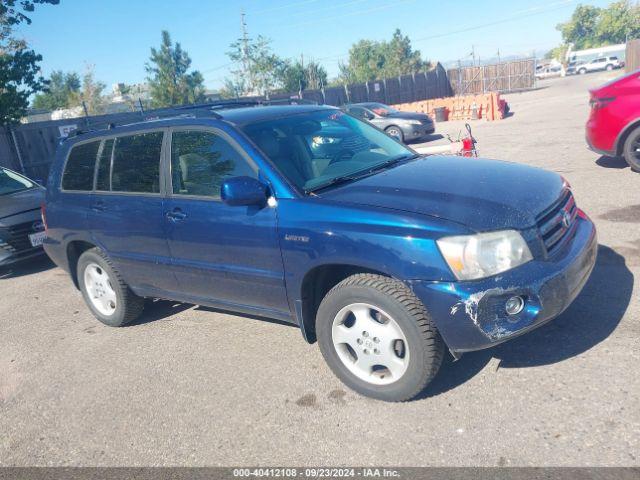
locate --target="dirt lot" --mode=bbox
[1,70,638,467]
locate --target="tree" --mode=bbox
[544,44,569,62]
[224,35,284,97]
[75,65,105,115]
[381,29,429,78]
[277,58,327,93]
[339,29,429,84]
[0,0,59,29]
[339,39,386,84]
[557,4,602,49]
[145,30,205,108]
[32,70,81,110]
[595,0,640,45]
[556,1,640,51]
[0,1,57,124]
[0,40,47,123]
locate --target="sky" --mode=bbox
[16,0,615,92]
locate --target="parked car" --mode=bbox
[342,102,434,142]
[566,60,586,76]
[586,69,640,170]
[43,104,597,402]
[0,167,46,267]
[535,64,563,80]
[576,56,622,74]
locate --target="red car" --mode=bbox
[586,69,640,170]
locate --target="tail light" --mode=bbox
[40,203,48,232]
[589,96,615,110]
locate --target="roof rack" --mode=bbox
[62,97,320,141]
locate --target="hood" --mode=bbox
[385,111,431,122]
[320,156,564,231]
[0,187,45,222]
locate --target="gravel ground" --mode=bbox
[0,70,638,467]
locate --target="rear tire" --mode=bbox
[316,273,444,402]
[622,126,640,172]
[579,68,587,75]
[77,248,144,327]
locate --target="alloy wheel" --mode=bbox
[83,262,117,316]
[331,303,410,385]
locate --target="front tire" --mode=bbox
[77,248,144,327]
[605,64,613,71]
[316,274,444,402]
[622,126,640,172]
[385,125,404,143]
[579,68,587,75]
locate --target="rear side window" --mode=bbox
[62,141,100,191]
[111,132,163,193]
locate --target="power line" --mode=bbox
[412,0,576,43]
[287,0,417,28]
[250,0,320,15]
[315,0,576,63]
[268,0,371,20]
[200,62,234,75]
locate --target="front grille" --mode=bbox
[537,190,578,255]
[0,220,43,254]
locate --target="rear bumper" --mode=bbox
[410,216,597,353]
[585,120,616,156]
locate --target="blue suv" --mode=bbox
[43,104,597,401]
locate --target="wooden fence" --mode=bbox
[447,58,536,95]
[0,58,535,183]
[626,39,640,73]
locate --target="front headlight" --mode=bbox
[402,119,422,125]
[437,230,532,280]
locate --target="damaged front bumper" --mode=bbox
[411,216,597,354]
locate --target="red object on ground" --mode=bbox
[461,137,474,156]
[585,70,640,157]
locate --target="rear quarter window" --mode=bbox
[62,141,101,191]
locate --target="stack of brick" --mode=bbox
[391,92,507,121]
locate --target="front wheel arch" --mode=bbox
[298,264,394,343]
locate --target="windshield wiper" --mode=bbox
[305,153,421,195]
[368,153,421,173]
[305,174,360,194]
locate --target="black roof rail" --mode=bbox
[61,97,321,142]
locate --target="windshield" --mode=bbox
[0,168,35,196]
[242,109,413,192]
[364,103,399,116]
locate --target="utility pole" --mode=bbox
[471,45,476,66]
[497,48,501,64]
[240,9,253,95]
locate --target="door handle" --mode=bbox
[166,208,187,222]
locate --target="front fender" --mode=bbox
[276,198,470,310]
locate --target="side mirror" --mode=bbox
[364,111,374,120]
[221,176,269,207]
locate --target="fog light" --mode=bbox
[505,296,525,315]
